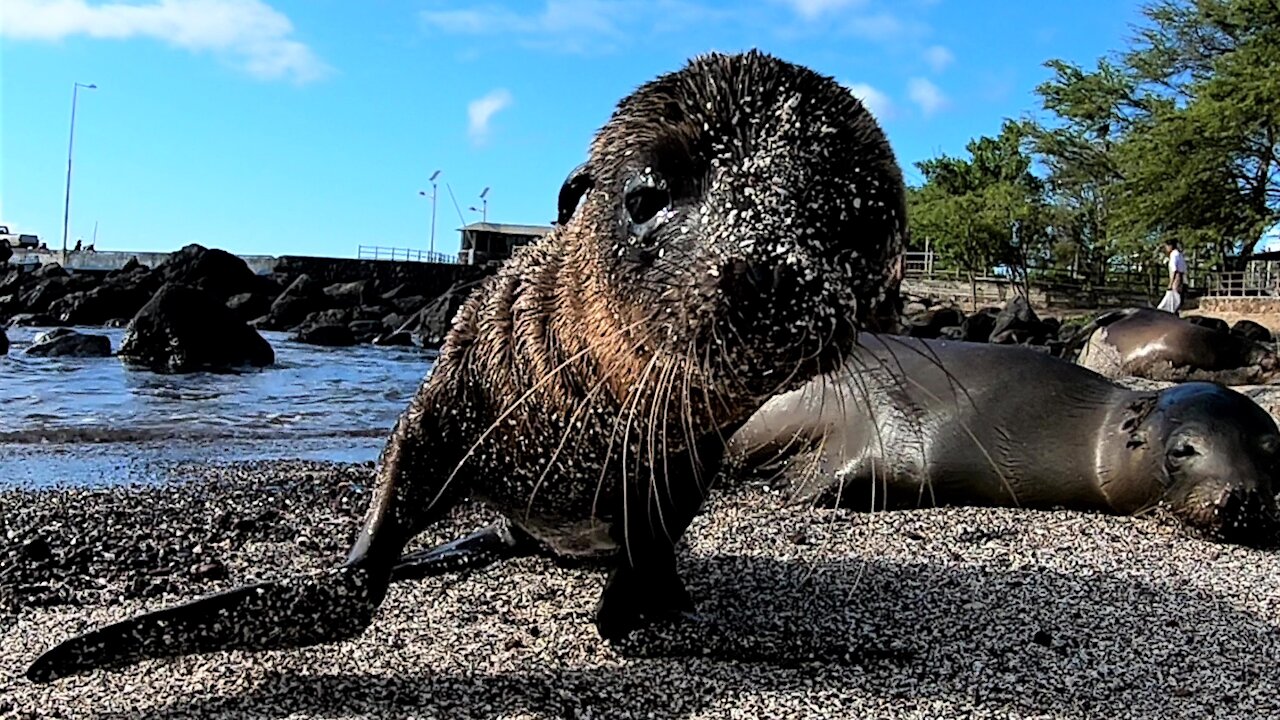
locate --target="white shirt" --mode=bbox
[1169,249,1186,276]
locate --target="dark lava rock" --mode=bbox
[322,280,372,307]
[392,294,428,315]
[1184,315,1230,335]
[961,307,1000,343]
[348,319,383,343]
[255,274,323,331]
[373,330,415,347]
[407,278,487,349]
[119,283,275,373]
[0,327,6,355]
[939,326,966,341]
[6,312,62,328]
[25,328,112,358]
[107,256,145,278]
[225,291,272,322]
[989,296,1047,344]
[150,244,259,301]
[104,317,131,328]
[49,272,154,325]
[1231,319,1273,344]
[31,262,69,281]
[18,277,69,313]
[293,322,356,347]
[906,307,966,340]
[300,308,354,328]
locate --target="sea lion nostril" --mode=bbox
[718,260,790,297]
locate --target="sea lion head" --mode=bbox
[1148,383,1280,545]
[557,50,906,403]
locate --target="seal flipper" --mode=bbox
[26,565,382,684]
[391,520,536,580]
[26,384,465,684]
[594,424,742,640]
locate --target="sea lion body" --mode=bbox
[727,335,1280,544]
[1072,307,1278,384]
[29,50,907,683]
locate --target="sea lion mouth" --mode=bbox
[1163,486,1280,548]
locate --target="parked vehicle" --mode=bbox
[0,225,40,249]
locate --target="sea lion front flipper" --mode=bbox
[390,519,535,580]
[27,382,467,684]
[594,425,743,641]
[26,565,380,683]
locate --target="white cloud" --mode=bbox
[843,82,894,119]
[775,0,866,20]
[468,89,513,145]
[421,0,630,54]
[923,44,953,73]
[0,0,329,83]
[907,77,947,116]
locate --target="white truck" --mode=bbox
[0,225,40,249]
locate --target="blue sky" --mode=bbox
[1,0,1148,260]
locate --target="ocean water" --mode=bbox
[0,326,434,489]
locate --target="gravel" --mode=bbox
[3,460,1280,719]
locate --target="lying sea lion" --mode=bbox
[1068,307,1279,385]
[27,50,907,683]
[727,335,1280,545]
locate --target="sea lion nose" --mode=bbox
[718,259,794,299]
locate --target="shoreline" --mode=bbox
[4,460,1279,718]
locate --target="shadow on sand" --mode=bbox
[93,545,1278,720]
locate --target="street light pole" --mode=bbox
[479,187,490,223]
[418,169,442,261]
[62,82,97,263]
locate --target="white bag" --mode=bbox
[1156,289,1181,314]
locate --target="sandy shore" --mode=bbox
[3,460,1280,719]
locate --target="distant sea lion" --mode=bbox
[725,335,1280,545]
[28,50,907,683]
[1069,307,1280,385]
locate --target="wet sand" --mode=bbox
[3,460,1279,719]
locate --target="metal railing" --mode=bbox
[1203,270,1280,298]
[357,245,458,264]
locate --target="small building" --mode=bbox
[457,222,553,265]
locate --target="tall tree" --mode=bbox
[908,121,1049,300]
[1120,0,1280,260]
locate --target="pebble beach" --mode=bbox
[4,459,1279,719]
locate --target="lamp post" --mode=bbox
[479,187,489,223]
[416,169,442,259]
[62,81,97,263]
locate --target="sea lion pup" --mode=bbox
[1066,307,1280,385]
[725,335,1280,545]
[27,50,907,683]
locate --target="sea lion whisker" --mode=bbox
[429,316,649,513]
[851,337,1006,508]
[608,352,662,568]
[523,376,611,526]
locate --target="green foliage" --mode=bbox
[911,0,1280,280]
[908,121,1050,282]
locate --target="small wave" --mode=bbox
[0,426,390,445]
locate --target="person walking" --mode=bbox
[1157,239,1186,315]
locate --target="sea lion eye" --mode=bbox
[624,173,671,227]
[1259,435,1280,455]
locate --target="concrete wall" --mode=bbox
[903,276,1155,311]
[272,255,493,296]
[9,248,279,275]
[1196,297,1280,314]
